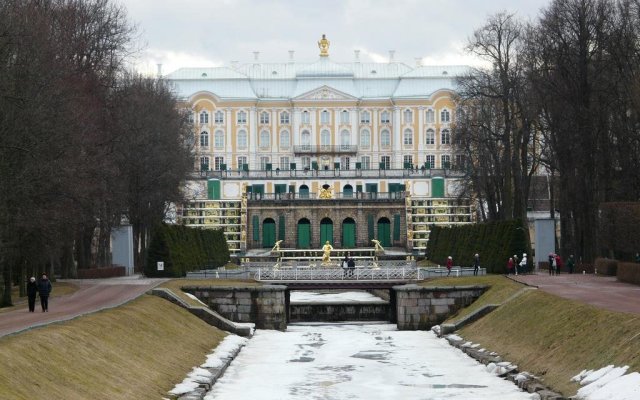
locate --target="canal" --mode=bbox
[203,323,536,399]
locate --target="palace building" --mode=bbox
[168,36,475,256]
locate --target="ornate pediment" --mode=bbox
[295,86,356,101]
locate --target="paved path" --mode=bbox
[0,276,166,338]
[510,273,640,315]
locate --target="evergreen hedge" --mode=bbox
[427,220,531,274]
[145,224,230,277]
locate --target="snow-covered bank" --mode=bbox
[204,324,537,399]
[289,290,385,303]
[572,366,640,400]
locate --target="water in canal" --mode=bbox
[204,323,536,399]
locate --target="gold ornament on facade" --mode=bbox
[407,230,413,241]
[318,34,330,57]
[319,186,333,199]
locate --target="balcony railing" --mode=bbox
[193,168,467,180]
[293,145,358,155]
[247,191,406,201]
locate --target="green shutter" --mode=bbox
[207,179,220,200]
[297,220,310,248]
[432,178,445,198]
[275,184,287,194]
[253,184,265,195]
[262,220,276,248]
[356,184,363,193]
[342,220,356,247]
[252,215,259,241]
[278,214,285,241]
[367,214,374,241]
[393,214,401,240]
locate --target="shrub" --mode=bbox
[594,257,618,276]
[427,219,531,274]
[617,262,640,285]
[145,224,230,277]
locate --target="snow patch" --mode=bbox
[184,292,207,307]
[573,366,640,400]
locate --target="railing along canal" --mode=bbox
[255,267,417,281]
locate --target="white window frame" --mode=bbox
[214,156,224,170]
[426,155,435,169]
[340,156,351,170]
[441,129,451,145]
[237,130,247,149]
[404,155,413,168]
[237,110,247,124]
[380,155,391,170]
[200,156,210,170]
[380,111,390,124]
[260,111,270,124]
[403,128,413,146]
[199,111,209,124]
[279,130,290,149]
[441,154,451,169]
[360,156,370,170]
[301,130,311,150]
[360,129,370,148]
[440,109,451,123]
[237,156,247,169]
[214,130,224,149]
[301,110,310,124]
[200,131,209,148]
[381,129,391,148]
[280,111,290,125]
[340,130,350,150]
[320,129,330,148]
[426,129,435,145]
[320,110,330,124]
[403,109,413,124]
[260,156,270,170]
[340,110,350,124]
[301,156,311,169]
[360,110,370,124]
[280,156,289,171]
[214,110,224,124]
[259,130,270,149]
[425,109,435,124]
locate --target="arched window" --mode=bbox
[426,129,435,145]
[280,130,290,149]
[403,109,413,123]
[425,109,435,124]
[259,130,270,149]
[340,130,350,150]
[403,128,413,146]
[200,131,209,148]
[301,110,310,124]
[237,130,247,149]
[237,111,247,124]
[199,111,209,124]
[320,110,330,124]
[441,129,451,145]
[280,111,290,124]
[301,130,311,150]
[214,110,224,124]
[380,111,390,124]
[214,130,224,148]
[260,111,270,124]
[321,129,330,148]
[381,129,391,148]
[440,109,450,123]
[340,110,350,124]
[360,129,370,148]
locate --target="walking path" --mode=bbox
[0,275,166,338]
[510,273,640,315]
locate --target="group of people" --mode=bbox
[445,253,482,276]
[26,273,52,312]
[341,255,356,277]
[507,253,528,275]
[548,253,575,274]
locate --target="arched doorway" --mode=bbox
[343,184,353,198]
[297,218,311,249]
[320,217,333,245]
[342,218,356,248]
[262,218,276,248]
[299,184,309,199]
[377,217,391,248]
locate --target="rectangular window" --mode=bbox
[320,110,330,124]
[455,154,465,170]
[360,111,370,124]
[301,111,310,124]
[341,156,350,170]
[361,156,370,170]
[340,110,350,124]
[301,156,311,169]
[380,111,390,124]
[425,130,435,145]
[280,157,289,171]
[280,112,290,124]
[200,156,210,170]
[381,155,391,170]
[215,111,224,124]
[441,155,451,169]
[260,156,270,170]
[237,111,247,124]
[426,155,435,169]
[237,156,247,170]
[403,155,413,169]
[403,109,412,124]
[260,112,269,124]
[425,109,435,124]
[214,156,224,171]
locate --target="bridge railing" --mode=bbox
[255,267,418,281]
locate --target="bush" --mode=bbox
[145,224,230,277]
[594,258,618,276]
[427,219,531,274]
[617,262,640,285]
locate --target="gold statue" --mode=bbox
[407,230,413,240]
[322,240,334,263]
[272,240,283,252]
[371,239,385,253]
[319,186,333,199]
[318,34,330,57]
[241,229,246,241]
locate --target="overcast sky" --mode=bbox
[119,0,552,76]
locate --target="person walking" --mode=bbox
[513,254,519,273]
[518,253,527,275]
[38,273,52,312]
[567,255,575,274]
[347,256,356,278]
[26,277,38,312]
[446,256,453,277]
[507,257,515,275]
[342,255,349,278]
[473,253,480,276]
[548,253,555,275]
[555,254,563,275]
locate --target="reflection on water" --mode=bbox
[204,324,536,400]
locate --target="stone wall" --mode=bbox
[394,284,487,330]
[289,302,390,322]
[182,285,287,331]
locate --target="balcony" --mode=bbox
[194,167,467,180]
[293,145,358,155]
[247,191,406,201]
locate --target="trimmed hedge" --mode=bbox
[617,262,640,285]
[427,220,531,274]
[145,224,230,277]
[594,258,618,276]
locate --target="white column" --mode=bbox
[250,107,258,169]
[271,108,277,154]
[226,108,232,155]
[293,107,300,146]
[393,106,401,168]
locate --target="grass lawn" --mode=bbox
[0,295,226,400]
[1,282,80,314]
[160,278,262,307]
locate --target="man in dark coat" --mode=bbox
[26,277,38,312]
[347,256,356,278]
[38,273,52,312]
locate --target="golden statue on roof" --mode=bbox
[318,34,330,57]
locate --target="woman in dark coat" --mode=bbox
[26,277,38,312]
[37,273,52,312]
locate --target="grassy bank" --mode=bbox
[0,295,226,400]
[423,275,640,396]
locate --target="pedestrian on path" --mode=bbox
[473,253,480,276]
[518,253,527,275]
[548,253,555,275]
[567,255,575,274]
[555,254,563,275]
[446,256,453,277]
[26,277,37,312]
[38,273,52,312]
[513,254,519,272]
[347,256,355,278]
[507,257,515,275]
[342,255,349,278]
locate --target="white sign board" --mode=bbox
[157,261,164,271]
